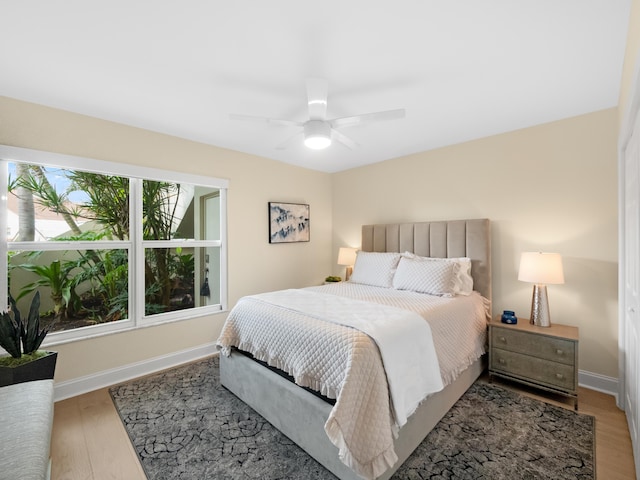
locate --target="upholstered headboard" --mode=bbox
[361,218,492,303]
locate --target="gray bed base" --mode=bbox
[220,219,491,479]
[220,351,486,480]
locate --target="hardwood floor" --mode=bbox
[51,389,146,480]
[51,377,636,480]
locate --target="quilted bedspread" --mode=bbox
[217,285,488,479]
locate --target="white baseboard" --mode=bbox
[53,343,218,402]
[579,369,619,401]
[54,350,621,405]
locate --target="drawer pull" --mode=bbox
[499,358,506,364]
[556,349,564,356]
[555,373,564,380]
[499,336,507,343]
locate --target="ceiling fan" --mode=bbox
[230,78,405,150]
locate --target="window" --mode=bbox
[0,145,228,344]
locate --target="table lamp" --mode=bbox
[518,252,564,327]
[337,247,357,281]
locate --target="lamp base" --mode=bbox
[529,284,551,327]
[345,266,353,281]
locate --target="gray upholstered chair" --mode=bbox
[0,379,55,480]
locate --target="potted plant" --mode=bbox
[0,291,57,387]
[324,275,342,283]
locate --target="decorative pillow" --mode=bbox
[392,256,459,296]
[452,257,474,295]
[349,251,401,288]
[400,252,474,296]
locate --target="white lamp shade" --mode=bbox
[518,252,565,285]
[337,247,357,266]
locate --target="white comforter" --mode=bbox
[217,284,488,479]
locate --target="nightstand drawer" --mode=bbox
[491,327,576,366]
[491,348,576,392]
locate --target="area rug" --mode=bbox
[110,356,595,479]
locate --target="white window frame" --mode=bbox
[0,145,228,346]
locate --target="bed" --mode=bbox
[217,218,491,480]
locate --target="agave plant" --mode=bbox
[0,292,49,359]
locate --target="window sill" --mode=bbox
[42,308,229,348]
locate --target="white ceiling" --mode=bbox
[0,1,631,173]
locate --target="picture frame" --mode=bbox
[268,202,310,243]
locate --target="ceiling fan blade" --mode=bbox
[331,129,359,150]
[306,78,328,120]
[329,108,406,129]
[230,113,301,128]
[275,131,303,150]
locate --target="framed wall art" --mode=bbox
[268,202,310,243]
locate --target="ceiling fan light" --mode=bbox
[304,135,332,150]
[304,120,332,150]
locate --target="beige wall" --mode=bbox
[0,96,333,382]
[0,97,620,381]
[619,0,640,124]
[332,108,619,377]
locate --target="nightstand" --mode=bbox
[488,319,579,409]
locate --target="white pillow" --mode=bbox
[392,256,459,296]
[452,257,474,295]
[349,251,401,288]
[400,252,474,296]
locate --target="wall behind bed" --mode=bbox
[0,95,333,389]
[332,108,618,383]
